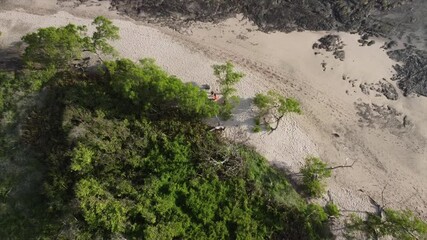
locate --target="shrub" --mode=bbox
[347,209,427,240]
[324,202,340,217]
[300,157,331,197]
[212,61,244,120]
[253,90,301,132]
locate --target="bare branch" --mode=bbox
[268,114,284,133]
[327,160,357,170]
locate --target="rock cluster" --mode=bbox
[378,81,399,100]
[357,34,375,46]
[359,81,399,100]
[387,46,427,97]
[355,103,412,135]
[381,40,398,50]
[109,0,411,33]
[313,35,345,61]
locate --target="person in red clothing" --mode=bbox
[208,91,219,101]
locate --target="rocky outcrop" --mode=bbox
[313,35,345,61]
[109,0,411,33]
[355,103,413,136]
[359,81,399,100]
[387,46,427,97]
[378,81,399,100]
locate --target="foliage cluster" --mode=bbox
[300,157,332,198]
[324,202,340,218]
[253,90,301,132]
[0,63,333,239]
[212,61,244,120]
[347,209,427,240]
[21,16,118,72]
[106,58,219,120]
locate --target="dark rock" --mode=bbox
[361,34,369,40]
[312,42,319,49]
[355,102,413,135]
[387,46,427,97]
[378,81,399,100]
[383,40,398,50]
[367,40,375,46]
[321,61,327,71]
[110,0,412,33]
[334,50,345,61]
[314,35,345,61]
[317,35,342,52]
[360,83,370,95]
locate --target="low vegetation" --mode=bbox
[346,209,427,239]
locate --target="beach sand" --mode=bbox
[1,0,426,234]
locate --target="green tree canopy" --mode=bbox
[106,58,219,119]
[300,157,332,197]
[21,24,88,70]
[212,61,244,119]
[21,16,119,70]
[253,90,301,132]
[91,16,120,57]
[347,209,427,239]
[213,61,244,101]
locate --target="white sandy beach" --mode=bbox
[0,0,426,233]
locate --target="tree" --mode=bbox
[253,90,301,132]
[75,178,128,233]
[21,16,119,71]
[212,61,244,120]
[90,16,120,60]
[21,24,89,70]
[300,157,331,198]
[106,58,219,119]
[347,209,427,240]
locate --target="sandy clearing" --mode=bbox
[179,16,427,216]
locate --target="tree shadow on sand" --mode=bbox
[0,41,24,71]
[217,97,256,128]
